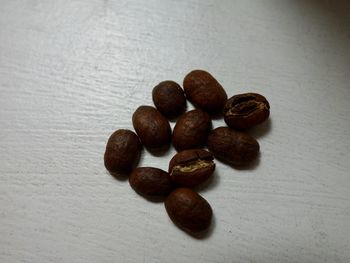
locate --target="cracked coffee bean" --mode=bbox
[152,81,186,118]
[132,106,171,149]
[165,188,212,234]
[129,167,174,197]
[223,93,270,130]
[207,127,259,166]
[183,70,227,113]
[172,109,212,151]
[104,129,142,174]
[168,149,215,187]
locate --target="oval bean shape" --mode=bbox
[165,188,212,234]
[183,70,227,113]
[223,93,270,130]
[104,129,142,174]
[172,109,212,151]
[207,127,259,166]
[168,149,215,187]
[132,106,172,149]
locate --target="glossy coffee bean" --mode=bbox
[223,93,270,130]
[152,81,186,118]
[207,127,259,166]
[104,129,142,174]
[165,188,212,234]
[183,70,227,113]
[169,149,215,187]
[129,167,173,197]
[132,106,171,149]
[172,109,212,151]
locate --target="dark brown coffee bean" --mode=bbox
[223,93,270,130]
[132,106,171,149]
[172,109,212,151]
[165,188,212,234]
[207,127,259,166]
[104,129,142,174]
[168,149,215,187]
[129,167,173,197]
[152,81,186,118]
[183,70,227,113]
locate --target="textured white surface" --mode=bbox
[1,0,350,262]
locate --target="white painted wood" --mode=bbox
[1,0,350,262]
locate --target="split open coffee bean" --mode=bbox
[223,93,270,130]
[132,106,171,149]
[152,81,186,118]
[165,188,212,234]
[207,127,259,166]
[129,167,174,197]
[172,109,212,151]
[183,70,227,113]
[104,129,142,174]
[169,149,215,187]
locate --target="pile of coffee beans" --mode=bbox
[104,70,270,236]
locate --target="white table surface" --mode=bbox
[1,0,350,262]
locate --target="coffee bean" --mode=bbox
[183,70,227,113]
[207,127,259,166]
[169,149,215,187]
[223,93,270,130]
[165,188,212,234]
[152,81,186,118]
[129,167,174,197]
[104,129,142,174]
[132,106,171,149]
[172,109,212,151]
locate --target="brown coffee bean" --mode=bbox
[168,149,215,187]
[183,70,227,113]
[132,106,171,149]
[152,81,186,118]
[223,93,270,130]
[129,167,173,197]
[104,129,142,174]
[207,127,259,166]
[165,188,212,234]
[172,109,212,151]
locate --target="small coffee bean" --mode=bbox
[129,167,174,197]
[172,109,212,151]
[165,188,212,234]
[183,70,227,113]
[223,93,270,130]
[104,129,142,174]
[168,149,215,187]
[132,106,171,149]
[207,127,259,166]
[152,81,186,118]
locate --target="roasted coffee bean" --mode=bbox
[183,70,227,113]
[223,93,270,130]
[169,149,215,187]
[165,188,212,234]
[172,109,212,151]
[129,167,173,197]
[152,81,186,118]
[132,106,171,149]
[207,127,259,166]
[104,129,142,174]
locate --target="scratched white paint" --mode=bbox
[0,0,350,262]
